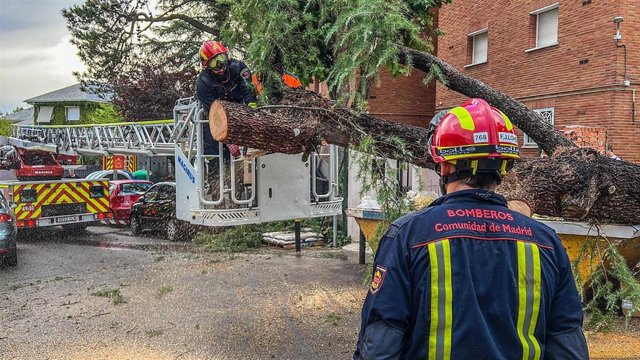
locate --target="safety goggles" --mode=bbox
[206,53,228,70]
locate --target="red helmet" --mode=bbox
[429,98,520,163]
[199,40,229,74]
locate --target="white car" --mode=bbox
[86,170,133,180]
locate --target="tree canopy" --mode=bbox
[63,0,449,104]
[110,59,197,121]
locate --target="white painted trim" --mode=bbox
[464,61,488,68]
[525,42,559,52]
[530,2,559,15]
[467,28,488,37]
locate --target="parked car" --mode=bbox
[0,191,18,266]
[86,170,133,180]
[129,182,192,241]
[108,180,153,220]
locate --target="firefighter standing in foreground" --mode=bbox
[353,99,589,360]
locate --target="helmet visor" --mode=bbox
[206,53,228,71]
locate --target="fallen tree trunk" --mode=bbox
[210,90,433,168]
[210,88,640,225]
[501,148,640,223]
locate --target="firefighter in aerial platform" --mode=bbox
[196,40,257,201]
[353,99,589,360]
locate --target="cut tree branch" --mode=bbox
[133,13,220,36]
[396,46,575,156]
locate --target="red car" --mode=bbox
[108,180,153,221]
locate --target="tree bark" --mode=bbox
[500,147,640,224]
[210,89,640,225]
[210,91,433,168]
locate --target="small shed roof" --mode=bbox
[24,83,113,104]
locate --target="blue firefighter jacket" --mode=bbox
[353,189,589,360]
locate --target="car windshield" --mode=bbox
[120,182,152,195]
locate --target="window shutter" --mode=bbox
[36,106,54,123]
[537,9,558,47]
[473,32,488,64]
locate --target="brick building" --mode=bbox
[369,69,436,128]
[348,2,639,239]
[435,0,640,162]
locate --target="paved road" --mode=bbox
[1,227,366,360]
[1,227,638,360]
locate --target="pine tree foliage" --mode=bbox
[63,0,449,101]
[63,0,228,82]
[573,231,640,329]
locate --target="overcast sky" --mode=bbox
[0,0,85,113]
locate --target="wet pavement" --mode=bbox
[1,226,366,360]
[1,226,638,359]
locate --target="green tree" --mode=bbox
[63,0,448,103]
[63,0,228,82]
[84,103,124,124]
[0,119,12,136]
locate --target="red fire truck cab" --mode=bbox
[14,148,65,181]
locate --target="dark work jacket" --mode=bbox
[196,59,257,156]
[353,189,589,360]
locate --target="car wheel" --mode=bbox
[130,215,142,236]
[6,250,17,267]
[166,218,188,242]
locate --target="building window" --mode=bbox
[36,106,54,124]
[466,29,488,67]
[529,4,559,50]
[65,106,80,121]
[523,108,554,148]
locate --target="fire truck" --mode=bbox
[10,98,342,242]
[0,137,112,235]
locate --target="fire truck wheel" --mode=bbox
[166,218,188,242]
[130,215,142,236]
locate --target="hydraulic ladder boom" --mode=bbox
[11,120,189,157]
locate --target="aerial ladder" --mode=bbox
[11,97,343,233]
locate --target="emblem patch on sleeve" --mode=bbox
[241,68,251,79]
[370,265,387,294]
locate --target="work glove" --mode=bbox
[228,144,241,158]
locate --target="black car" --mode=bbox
[129,182,192,241]
[0,191,18,266]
